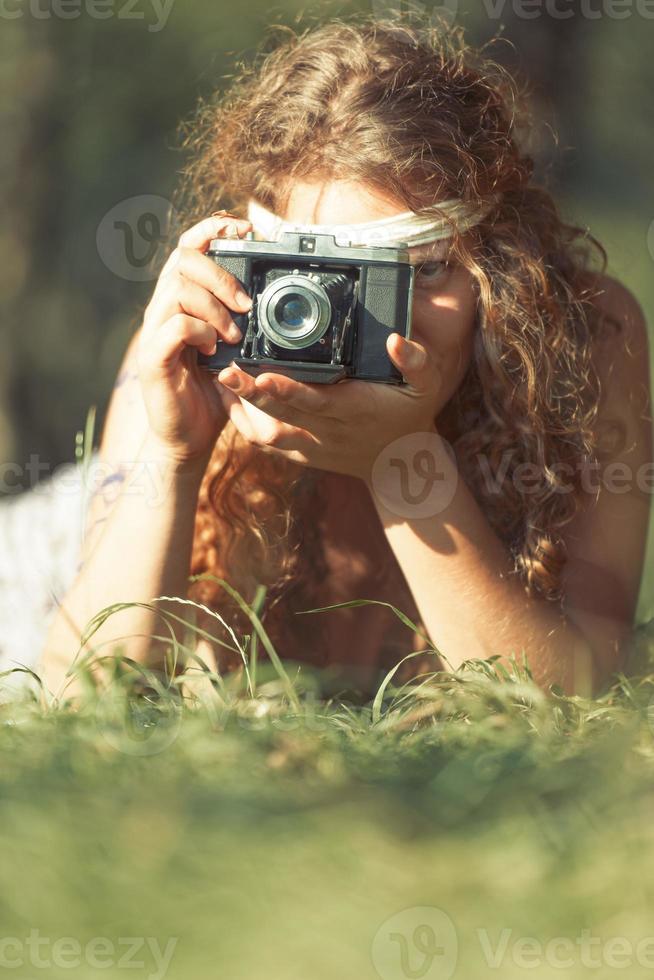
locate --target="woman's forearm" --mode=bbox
[365,434,598,697]
[41,431,209,697]
[39,212,259,698]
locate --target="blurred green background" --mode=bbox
[1,0,653,616]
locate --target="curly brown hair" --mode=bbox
[172,13,615,675]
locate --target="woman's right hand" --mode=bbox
[137,213,254,465]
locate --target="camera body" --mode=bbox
[198,230,415,385]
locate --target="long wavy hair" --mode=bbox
[172,14,614,674]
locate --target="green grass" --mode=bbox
[3,596,654,980]
[2,409,654,979]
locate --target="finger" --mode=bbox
[215,382,317,453]
[172,247,252,314]
[215,365,318,429]
[148,278,242,346]
[213,382,260,442]
[387,333,440,392]
[177,214,253,252]
[140,314,220,374]
[221,367,334,414]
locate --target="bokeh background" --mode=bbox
[1,0,653,617]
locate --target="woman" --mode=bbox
[40,16,652,700]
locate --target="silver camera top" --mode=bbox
[208,230,412,266]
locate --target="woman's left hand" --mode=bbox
[214,333,444,480]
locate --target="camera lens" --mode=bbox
[275,293,313,331]
[258,275,332,350]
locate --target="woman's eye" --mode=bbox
[415,261,448,286]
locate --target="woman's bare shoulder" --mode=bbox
[587,273,649,373]
[583,273,651,433]
[557,274,652,677]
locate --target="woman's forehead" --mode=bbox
[280,179,406,224]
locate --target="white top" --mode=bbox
[0,455,99,696]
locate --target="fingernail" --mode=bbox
[408,346,427,370]
[236,290,252,310]
[227,324,242,343]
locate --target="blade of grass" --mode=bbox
[190,575,300,710]
[295,597,432,645]
[372,649,442,724]
[249,584,268,695]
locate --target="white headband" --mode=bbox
[246,197,490,256]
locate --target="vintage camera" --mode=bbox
[198,230,415,385]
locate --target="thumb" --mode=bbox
[387,333,440,392]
